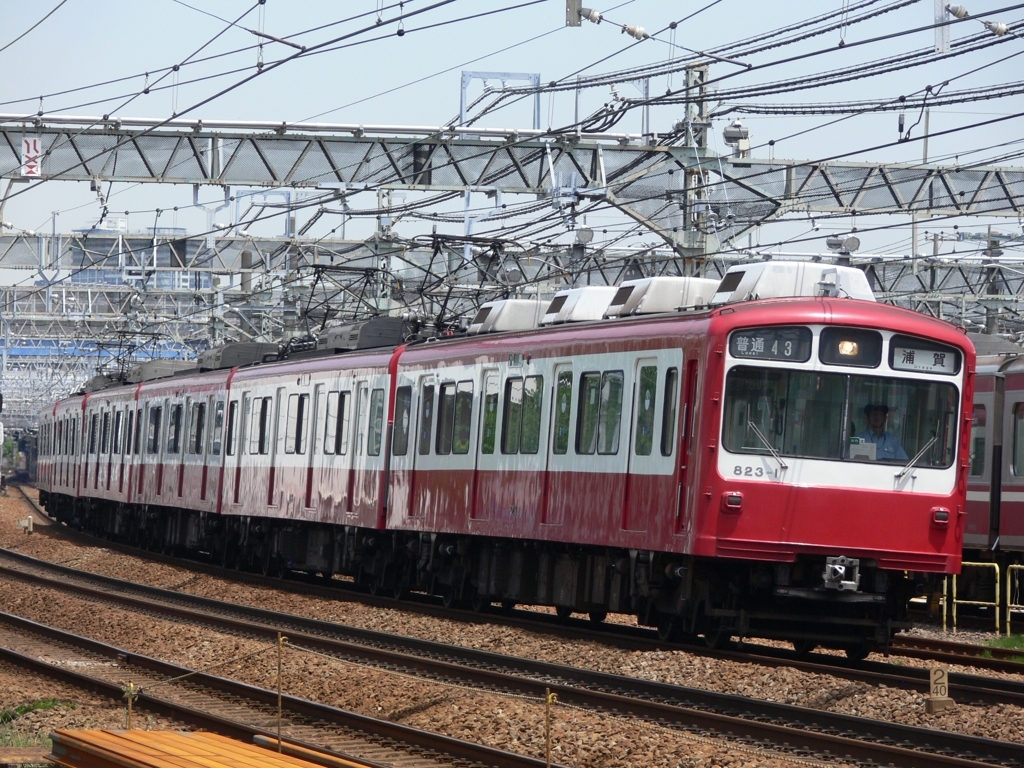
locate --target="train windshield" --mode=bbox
[723,366,959,468]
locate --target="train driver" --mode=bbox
[857,404,908,461]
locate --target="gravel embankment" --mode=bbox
[2,489,1020,759]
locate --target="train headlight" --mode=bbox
[837,340,859,356]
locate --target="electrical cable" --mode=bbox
[0,0,70,56]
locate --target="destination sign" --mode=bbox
[889,334,961,375]
[729,327,812,362]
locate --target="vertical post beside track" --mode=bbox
[953,562,1001,633]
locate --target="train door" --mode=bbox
[229,395,247,507]
[622,358,660,532]
[348,381,370,516]
[965,384,996,550]
[539,364,571,525]
[469,370,499,521]
[306,384,324,509]
[675,359,698,534]
[267,387,285,507]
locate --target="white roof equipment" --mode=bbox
[604,276,720,318]
[710,261,875,305]
[540,286,618,325]
[467,299,546,334]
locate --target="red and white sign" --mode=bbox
[21,136,42,177]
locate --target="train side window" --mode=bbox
[1013,404,1024,476]
[501,378,524,454]
[393,386,413,455]
[134,409,142,455]
[147,406,162,454]
[323,391,351,455]
[436,383,457,455]
[480,377,498,455]
[100,412,111,454]
[368,389,385,456]
[553,372,572,455]
[520,376,543,454]
[285,393,310,455]
[418,385,435,455]
[970,405,986,476]
[598,371,624,455]
[576,373,601,455]
[661,367,679,457]
[453,381,474,455]
[255,397,272,455]
[634,366,658,456]
[225,401,238,456]
[89,413,99,454]
[113,411,123,454]
[211,401,225,456]
[189,401,207,454]
[56,422,62,455]
[167,404,183,454]
[125,410,134,455]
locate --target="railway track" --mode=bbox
[14,484,1024,682]
[0,610,555,768]
[2,547,1024,768]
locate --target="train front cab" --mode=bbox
[693,303,972,654]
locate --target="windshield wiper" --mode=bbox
[895,435,938,479]
[747,421,788,471]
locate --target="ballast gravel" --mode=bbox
[0,489,1018,763]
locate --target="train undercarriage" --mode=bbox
[41,490,919,658]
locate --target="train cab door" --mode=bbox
[675,359,698,535]
[965,386,996,550]
[622,358,660,532]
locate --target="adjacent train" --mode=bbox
[36,263,976,656]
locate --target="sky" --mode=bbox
[0,0,1021,258]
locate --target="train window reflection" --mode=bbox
[634,366,658,457]
[480,377,498,455]
[368,389,385,456]
[553,371,573,455]
[661,367,679,457]
[723,366,958,467]
[970,405,986,476]
[393,387,412,456]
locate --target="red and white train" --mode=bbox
[36,263,975,656]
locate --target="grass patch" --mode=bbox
[0,699,69,725]
[986,635,1024,651]
[0,724,50,748]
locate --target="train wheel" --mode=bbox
[470,593,489,613]
[588,610,607,624]
[555,605,573,621]
[441,584,459,609]
[391,582,408,600]
[844,643,871,661]
[703,624,730,650]
[792,640,817,656]
[657,618,681,643]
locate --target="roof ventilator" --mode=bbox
[540,286,617,325]
[467,299,546,334]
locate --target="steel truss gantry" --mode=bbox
[1,114,1024,426]
[2,115,1022,248]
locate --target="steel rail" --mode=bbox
[12,486,1024,693]
[13,486,1024,684]
[0,611,557,768]
[0,549,1021,768]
